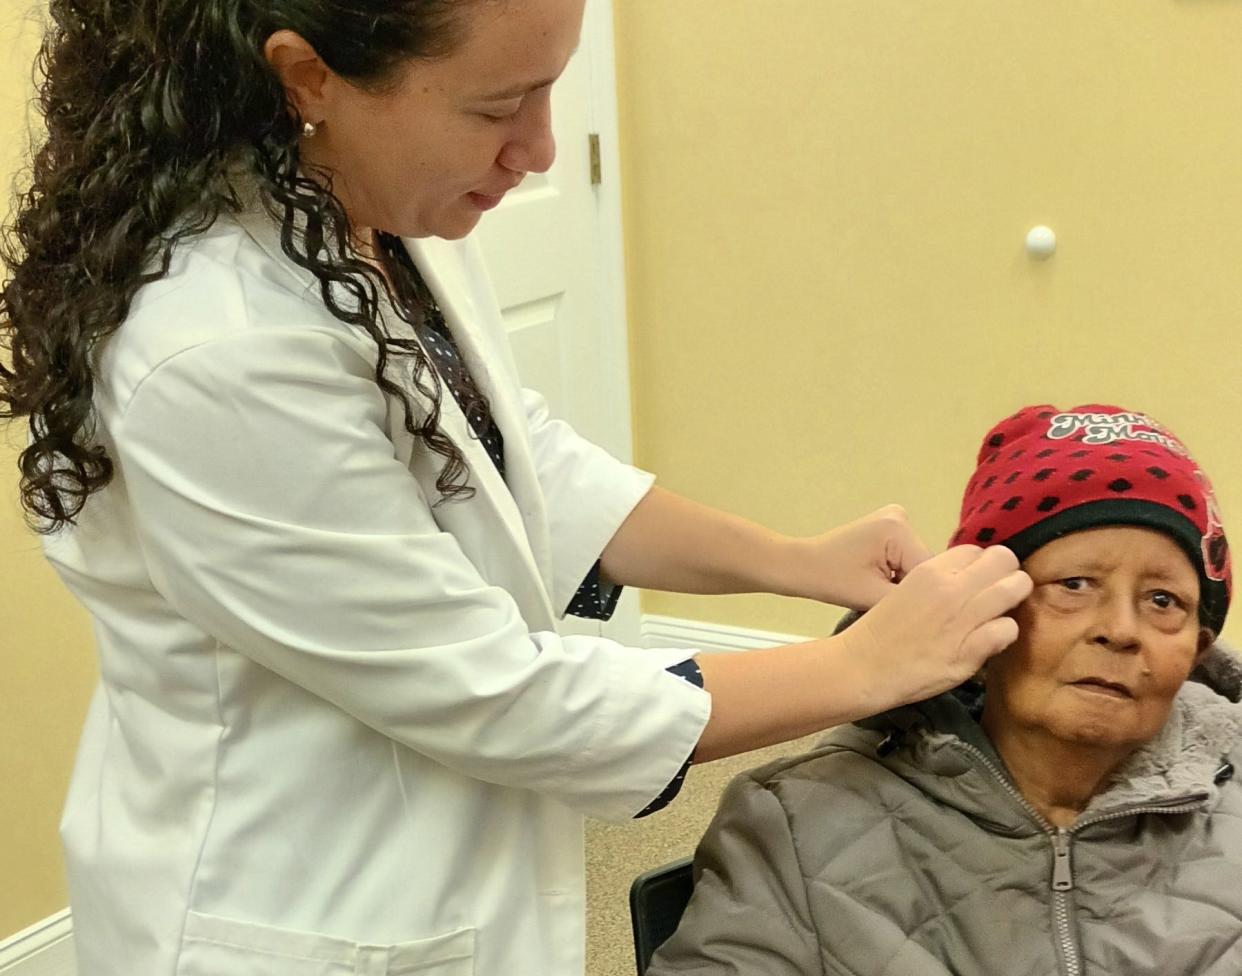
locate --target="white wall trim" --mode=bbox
[0,910,74,976]
[641,614,811,652]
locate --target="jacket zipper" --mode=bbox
[1050,830,1079,976]
[955,744,1083,976]
[954,742,1207,976]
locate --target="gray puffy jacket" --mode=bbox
[649,646,1242,975]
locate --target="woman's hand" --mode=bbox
[782,504,932,610]
[693,544,1032,761]
[833,544,1033,710]
[601,489,933,608]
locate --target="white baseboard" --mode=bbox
[0,910,74,976]
[641,614,811,652]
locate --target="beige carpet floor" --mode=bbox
[583,734,822,975]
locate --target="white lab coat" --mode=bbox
[45,205,711,976]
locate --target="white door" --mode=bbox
[472,0,640,644]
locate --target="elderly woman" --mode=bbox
[650,404,1240,976]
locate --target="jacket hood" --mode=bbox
[1188,640,1242,703]
[840,642,1242,832]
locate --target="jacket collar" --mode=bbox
[1093,646,1242,815]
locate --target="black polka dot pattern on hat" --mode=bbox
[952,406,1230,636]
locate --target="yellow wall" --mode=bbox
[5,0,1242,942]
[0,1,96,937]
[614,1,1242,644]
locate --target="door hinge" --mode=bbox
[588,133,602,186]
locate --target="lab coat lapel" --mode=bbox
[233,210,557,627]
[398,357,559,631]
[385,240,556,628]
[402,236,557,601]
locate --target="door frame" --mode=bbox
[581,0,634,463]
[581,0,643,646]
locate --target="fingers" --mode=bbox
[890,526,933,577]
[899,546,1027,621]
[915,544,985,575]
[850,576,898,611]
[843,540,1030,710]
[960,615,1020,664]
[986,566,1033,611]
[955,544,1020,588]
[960,570,1032,628]
[857,504,933,581]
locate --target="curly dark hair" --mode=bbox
[0,0,491,532]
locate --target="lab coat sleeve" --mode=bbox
[110,327,710,822]
[520,387,655,616]
[646,772,821,975]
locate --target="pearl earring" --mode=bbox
[302,120,319,138]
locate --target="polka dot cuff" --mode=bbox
[635,658,704,819]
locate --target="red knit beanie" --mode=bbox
[952,405,1231,634]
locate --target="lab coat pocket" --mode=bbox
[180,910,476,976]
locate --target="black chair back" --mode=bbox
[629,612,858,971]
[629,857,694,975]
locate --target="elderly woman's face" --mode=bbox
[305,0,586,239]
[984,526,1210,754]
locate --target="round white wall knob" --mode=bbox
[1026,225,1057,260]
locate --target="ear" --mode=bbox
[263,30,331,125]
[1195,626,1215,663]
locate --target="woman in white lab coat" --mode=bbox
[0,1,1030,974]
